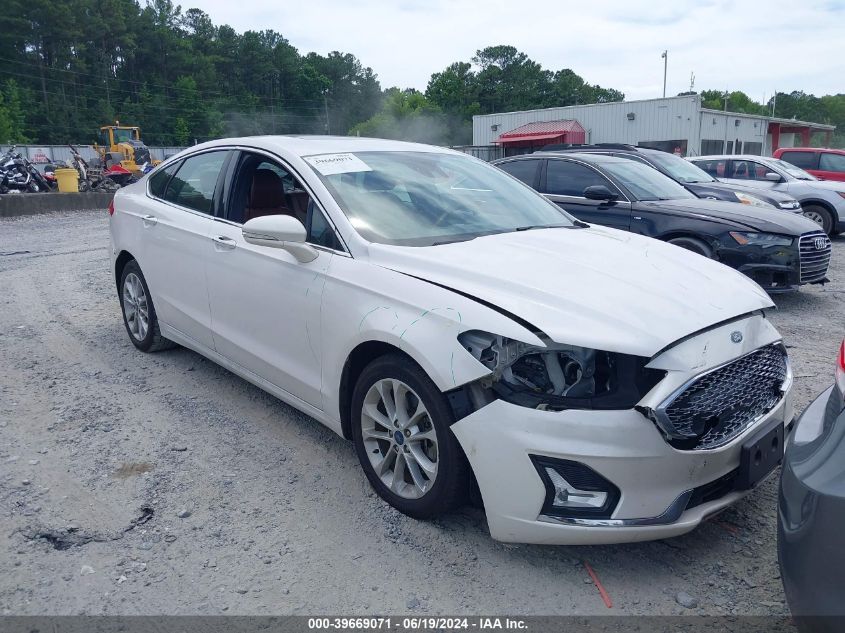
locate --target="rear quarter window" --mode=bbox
[148,162,180,198]
[819,153,845,172]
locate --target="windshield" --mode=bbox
[306,151,575,246]
[770,159,817,181]
[112,128,137,143]
[600,160,697,201]
[646,151,715,183]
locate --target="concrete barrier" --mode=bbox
[0,192,115,218]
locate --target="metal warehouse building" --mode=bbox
[471,95,835,158]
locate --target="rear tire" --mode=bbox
[667,236,713,258]
[118,260,176,352]
[802,205,833,235]
[351,354,469,519]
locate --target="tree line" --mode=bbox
[0,1,842,148]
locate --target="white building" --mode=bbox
[471,95,835,158]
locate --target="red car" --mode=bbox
[774,147,845,182]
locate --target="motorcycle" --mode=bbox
[0,146,52,193]
[67,145,122,193]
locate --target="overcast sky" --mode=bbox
[196,0,844,102]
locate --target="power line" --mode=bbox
[0,54,334,106]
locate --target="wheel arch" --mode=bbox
[800,198,838,225]
[114,250,136,292]
[657,231,718,250]
[338,340,420,440]
[800,198,836,215]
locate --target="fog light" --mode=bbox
[545,467,608,509]
[530,456,620,519]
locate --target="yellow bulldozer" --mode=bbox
[93,122,159,174]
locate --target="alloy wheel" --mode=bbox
[360,378,438,499]
[122,272,149,341]
[803,209,826,229]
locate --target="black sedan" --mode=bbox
[494,152,831,292]
[539,143,803,212]
[779,340,845,632]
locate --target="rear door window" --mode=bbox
[693,159,727,178]
[729,160,770,180]
[164,151,228,214]
[497,159,542,188]
[780,151,818,170]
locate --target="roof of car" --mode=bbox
[692,155,779,162]
[527,151,632,164]
[180,135,456,158]
[775,146,845,155]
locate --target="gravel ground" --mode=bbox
[1,210,843,616]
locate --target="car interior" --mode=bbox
[228,154,343,250]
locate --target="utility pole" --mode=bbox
[323,92,330,135]
[689,71,695,93]
[661,50,668,98]
[772,91,777,118]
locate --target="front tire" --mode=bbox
[119,260,175,352]
[802,205,833,235]
[667,236,713,258]
[351,354,469,519]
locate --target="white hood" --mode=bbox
[368,226,774,358]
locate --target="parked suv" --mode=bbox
[494,152,831,292]
[774,147,845,183]
[690,154,845,235]
[542,144,802,212]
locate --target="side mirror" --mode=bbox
[764,172,782,182]
[242,215,318,263]
[583,185,619,201]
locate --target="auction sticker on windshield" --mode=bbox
[305,153,372,176]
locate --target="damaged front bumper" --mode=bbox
[451,313,793,545]
[452,396,791,545]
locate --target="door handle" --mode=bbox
[141,214,157,227]
[211,235,237,251]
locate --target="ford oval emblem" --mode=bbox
[730,331,743,344]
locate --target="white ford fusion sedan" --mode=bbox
[109,136,794,545]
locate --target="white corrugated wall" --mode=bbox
[473,95,702,147]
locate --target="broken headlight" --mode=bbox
[458,330,665,411]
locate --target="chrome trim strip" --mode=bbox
[539,490,693,527]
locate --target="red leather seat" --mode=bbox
[244,169,289,222]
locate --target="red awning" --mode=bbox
[495,131,567,144]
[495,120,586,145]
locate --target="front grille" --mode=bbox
[799,231,831,283]
[655,344,789,450]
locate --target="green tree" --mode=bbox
[0,80,30,143]
[350,89,450,144]
[173,116,189,145]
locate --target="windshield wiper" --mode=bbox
[514,223,574,232]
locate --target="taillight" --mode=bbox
[108,200,115,216]
[836,339,845,396]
